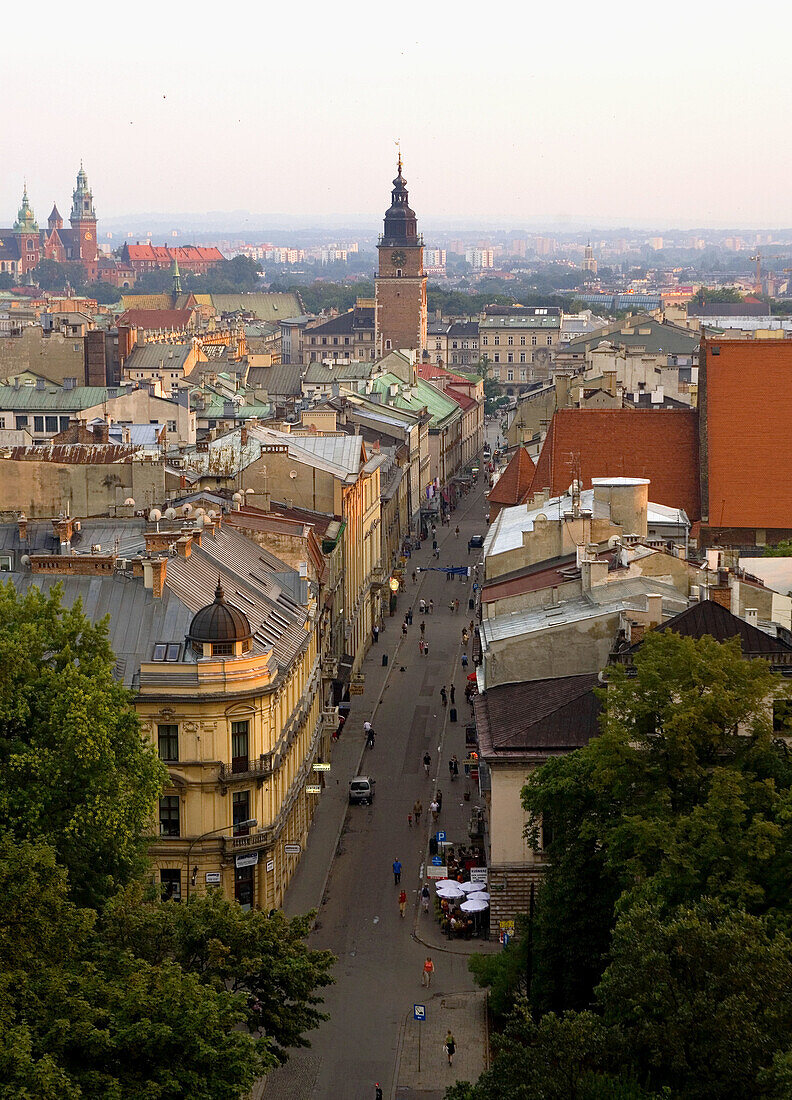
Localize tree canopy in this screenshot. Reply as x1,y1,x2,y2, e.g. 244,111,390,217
457,630,792,1099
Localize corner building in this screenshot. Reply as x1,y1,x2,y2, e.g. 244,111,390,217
375,156,427,356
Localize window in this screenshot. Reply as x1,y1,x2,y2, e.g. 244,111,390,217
520,353,526,363
507,353,513,364
160,868,181,901
546,336,552,346
452,341,458,349
520,369,527,380
507,335,514,346
167,420,176,433
531,335,537,346
158,724,179,762
233,790,251,835
462,341,468,349
0,417,5,429
482,336,488,346
212,642,233,656
520,336,526,346
159,795,180,837
59,416,70,432
232,720,249,772
333,337,338,345
493,336,500,346
493,353,500,363
385,339,392,350
45,416,58,433
507,369,514,381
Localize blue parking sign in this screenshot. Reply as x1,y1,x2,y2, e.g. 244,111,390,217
436,831,446,842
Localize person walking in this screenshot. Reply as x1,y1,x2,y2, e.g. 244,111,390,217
375,1084,383,1100
421,882,431,913
423,752,432,777
413,798,423,824
422,956,435,987
449,756,456,781
455,525,460,538
433,546,440,560
363,720,372,737
436,788,443,812
420,620,426,635
419,638,425,656
440,686,448,707
430,798,439,823
407,607,413,625
469,620,474,634
419,598,426,614
451,754,459,779
372,624,379,644
450,684,455,704
366,727,375,749
398,889,407,918
444,1031,456,1066
392,858,402,885
407,811,413,828
423,641,429,657
412,570,417,584
461,652,468,669
402,621,408,637
429,599,434,615
454,598,459,614
462,628,469,646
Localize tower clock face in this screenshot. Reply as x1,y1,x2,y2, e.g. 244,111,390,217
391,249,407,267
84,231,93,240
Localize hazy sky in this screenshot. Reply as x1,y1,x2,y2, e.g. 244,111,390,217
3,1,792,230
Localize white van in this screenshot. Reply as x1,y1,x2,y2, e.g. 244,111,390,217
349,776,375,805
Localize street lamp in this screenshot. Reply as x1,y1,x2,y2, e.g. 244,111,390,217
389,576,400,593
184,818,257,903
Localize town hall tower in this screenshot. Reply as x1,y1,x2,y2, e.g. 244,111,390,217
375,155,427,357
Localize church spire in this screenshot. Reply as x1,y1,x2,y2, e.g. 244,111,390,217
14,183,38,233
171,257,182,296
381,153,418,246
71,163,95,223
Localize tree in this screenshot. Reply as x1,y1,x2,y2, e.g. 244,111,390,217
0,834,265,1100
763,539,792,557
0,582,167,908
32,259,85,292
597,899,792,1100
521,631,792,1012
693,286,744,304
0,273,14,291
84,281,122,305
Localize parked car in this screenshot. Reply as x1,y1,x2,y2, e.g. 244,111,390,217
349,776,375,805
468,534,485,553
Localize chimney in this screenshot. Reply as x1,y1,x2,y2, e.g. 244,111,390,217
142,556,168,598
18,513,27,542
709,584,731,611
745,607,759,627
581,558,608,590
175,536,192,558
646,593,663,627
52,515,74,553
630,620,646,645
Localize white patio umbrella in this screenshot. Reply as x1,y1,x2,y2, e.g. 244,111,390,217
460,880,486,894
460,897,489,912
435,879,465,892
436,882,466,898
467,891,490,902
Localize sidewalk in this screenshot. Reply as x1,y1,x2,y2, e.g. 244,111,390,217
395,991,488,1099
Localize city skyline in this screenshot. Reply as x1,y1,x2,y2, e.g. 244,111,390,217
4,2,792,228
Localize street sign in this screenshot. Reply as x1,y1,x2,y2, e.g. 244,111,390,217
312,762,331,771
284,843,301,855
350,684,364,695
470,867,488,884
436,831,446,842
235,851,259,869
427,864,447,878
413,1004,426,1021
266,859,275,873
499,919,515,931
205,871,221,885
306,784,322,794
431,855,443,865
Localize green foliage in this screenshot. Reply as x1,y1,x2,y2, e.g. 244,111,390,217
32,259,86,292
84,281,122,304
128,255,263,296
693,285,744,304
0,582,167,908
468,915,532,1021
0,273,14,290
764,539,792,557
288,280,375,314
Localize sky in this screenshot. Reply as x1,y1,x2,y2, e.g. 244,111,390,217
3,0,792,231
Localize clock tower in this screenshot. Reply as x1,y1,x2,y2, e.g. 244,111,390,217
375,155,427,358
70,163,98,274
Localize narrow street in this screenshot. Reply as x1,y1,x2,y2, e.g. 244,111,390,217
262,422,502,1100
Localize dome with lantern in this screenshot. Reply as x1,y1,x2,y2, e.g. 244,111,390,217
187,580,253,657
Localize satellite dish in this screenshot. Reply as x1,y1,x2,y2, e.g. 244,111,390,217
124,497,135,507
181,503,193,516
164,507,176,520
608,534,622,549
232,492,243,503
149,508,162,522
195,514,205,528
207,509,218,519
20,554,31,568
289,470,298,479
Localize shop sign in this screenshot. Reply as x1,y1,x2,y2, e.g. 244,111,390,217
235,851,259,869
470,867,488,884
266,859,275,873
284,843,302,855
426,864,448,878
306,785,322,794
205,871,222,885
312,762,331,771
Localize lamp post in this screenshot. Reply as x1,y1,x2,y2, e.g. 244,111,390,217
185,818,257,903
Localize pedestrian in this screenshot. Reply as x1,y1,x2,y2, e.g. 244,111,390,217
469,620,474,634
432,538,438,552
393,858,402,885
444,1031,456,1065
448,601,455,613
412,570,417,584
440,685,448,706
373,624,379,644
433,546,440,560
407,811,413,828
461,652,468,669
423,641,429,657
454,599,459,613
455,525,460,538
451,754,459,778
430,798,439,822
366,727,375,749
407,608,413,625
363,720,372,736
462,629,469,646
398,889,407,918
436,788,443,811
450,684,455,704
375,1084,383,1100
423,752,431,777
429,599,434,615
419,638,424,656
419,598,426,614
414,798,423,824
402,621,408,636
422,956,435,987
421,882,431,913
449,757,456,780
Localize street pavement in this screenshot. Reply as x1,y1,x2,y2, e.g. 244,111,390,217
261,423,503,1100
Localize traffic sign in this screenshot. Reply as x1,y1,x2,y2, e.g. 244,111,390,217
431,855,443,865
413,1004,426,1021
436,830,446,842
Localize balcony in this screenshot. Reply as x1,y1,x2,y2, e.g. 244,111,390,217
219,755,273,784
225,825,273,854
320,707,339,728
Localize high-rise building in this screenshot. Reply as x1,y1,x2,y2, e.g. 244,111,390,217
375,155,427,356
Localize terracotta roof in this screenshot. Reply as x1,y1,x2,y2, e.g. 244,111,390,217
116,308,194,330
445,385,476,411
475,673,601,757
700,337,792,530
417,362,469,385
532,408,700,521
488,446,536,507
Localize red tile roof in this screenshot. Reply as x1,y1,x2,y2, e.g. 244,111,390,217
487,446,536,507
445,385,476,411
701,337,792,529
532,408,700,520
116,308,194,330
417,362,469,385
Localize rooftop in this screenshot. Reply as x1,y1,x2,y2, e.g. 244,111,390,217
475,673,601,758
487,447,536,508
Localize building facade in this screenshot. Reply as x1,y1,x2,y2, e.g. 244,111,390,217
375,157,427,357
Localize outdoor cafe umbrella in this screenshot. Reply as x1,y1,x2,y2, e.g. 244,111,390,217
459,880,486,894
436,881,466,898
467,891,490,902
460,897,489,913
